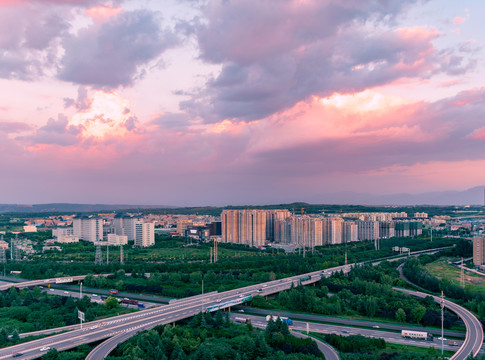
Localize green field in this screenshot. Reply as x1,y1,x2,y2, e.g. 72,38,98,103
425,259,485,294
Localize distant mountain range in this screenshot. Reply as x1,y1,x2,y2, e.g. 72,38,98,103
1,186,484,213
0,203,176,214
316,186,485,206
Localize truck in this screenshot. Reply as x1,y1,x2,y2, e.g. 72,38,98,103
137,303,145,308
401,330,434,341
121,298,138,305
235,317,251,324
299,275,311,282
101,295,108,300
266,315,293,325
109,289,118,294
448,339,458,346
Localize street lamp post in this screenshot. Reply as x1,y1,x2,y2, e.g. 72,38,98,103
80,282,83,299
441,291,444,355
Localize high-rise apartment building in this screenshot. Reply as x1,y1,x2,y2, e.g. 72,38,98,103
357,220,379,241
266,209,292,242
379,221,395,239
473,236,485,267
342,221,358,242
73,217,103,242
274,219,291,244
135,222,155,247
323,217,343,244
221,210,267,247
113,215,143,241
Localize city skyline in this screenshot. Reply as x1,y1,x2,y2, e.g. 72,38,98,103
1,1,485,206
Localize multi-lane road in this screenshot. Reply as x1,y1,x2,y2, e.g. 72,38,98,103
238,314,461,352
396,288,483,359
0,246,481,359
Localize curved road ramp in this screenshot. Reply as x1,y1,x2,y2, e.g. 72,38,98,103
396,288,483,360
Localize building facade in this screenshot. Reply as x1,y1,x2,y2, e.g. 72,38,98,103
473,236,485,267
73,217,103,242
134,222,155,247
221,209,267,247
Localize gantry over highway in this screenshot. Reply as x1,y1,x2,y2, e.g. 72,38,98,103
0,246,481,360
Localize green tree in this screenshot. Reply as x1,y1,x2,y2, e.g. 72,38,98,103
41,348,60,360
105,296,119,309
395,308,406,323
411,305,427,323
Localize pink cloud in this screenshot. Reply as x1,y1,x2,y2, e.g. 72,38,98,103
85,4,122,23
468,126,485,139
454,17,466,24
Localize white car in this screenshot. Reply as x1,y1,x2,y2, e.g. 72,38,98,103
40,346,50,352
438,337,448,341
64,291,69,294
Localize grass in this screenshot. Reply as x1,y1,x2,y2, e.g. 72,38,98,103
425,258,485,294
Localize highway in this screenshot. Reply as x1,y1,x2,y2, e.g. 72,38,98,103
0,274,324,360
0,245,466,359
395,288,483,359
0,274,110,292
397,263,483,359
238,314,461,352
237,307,466,339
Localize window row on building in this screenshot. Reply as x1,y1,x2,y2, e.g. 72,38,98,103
221,210,423,248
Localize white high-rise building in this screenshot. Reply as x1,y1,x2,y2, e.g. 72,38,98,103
134,222,155,247
113,215,143,241
73,217,103,242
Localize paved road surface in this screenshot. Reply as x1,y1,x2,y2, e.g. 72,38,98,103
236,306,466,338
397,263,483,359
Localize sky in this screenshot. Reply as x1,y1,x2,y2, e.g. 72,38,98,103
0,0,484,206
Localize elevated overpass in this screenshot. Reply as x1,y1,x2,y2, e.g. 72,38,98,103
0,246,480,360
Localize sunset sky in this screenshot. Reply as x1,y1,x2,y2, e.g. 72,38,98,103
0,0,484,206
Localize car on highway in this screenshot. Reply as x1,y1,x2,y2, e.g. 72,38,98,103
40,346,50,352
92,294,98,297
49,289,54,291
372,325,380,328
12,353,23,357
342,330,349,334
437,337,448,341
64,291,69,294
